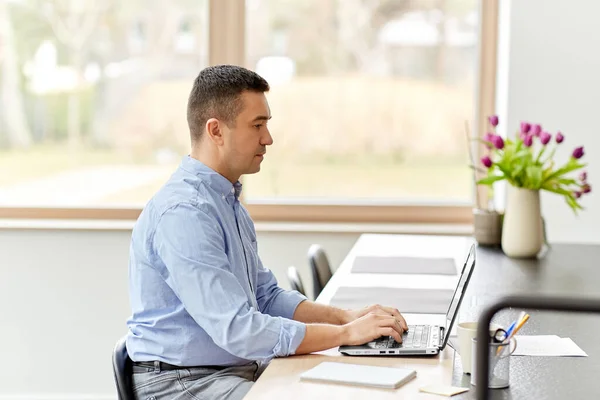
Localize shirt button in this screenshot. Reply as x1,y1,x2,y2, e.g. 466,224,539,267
231,188,235,194
221,195,225,199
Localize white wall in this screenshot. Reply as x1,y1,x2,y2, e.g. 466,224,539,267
0,228,358,399
498,0,600,243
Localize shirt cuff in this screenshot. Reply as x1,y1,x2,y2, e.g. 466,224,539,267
268,289,308,320
273,318,307,357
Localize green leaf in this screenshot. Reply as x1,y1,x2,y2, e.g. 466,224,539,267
514,149,532,159
557,178,577,186
542,161,587,183
542,147,557,165
477,175,506,185
526,166,543,189
536,147,547,163
541,182,573,196
565,195,583,214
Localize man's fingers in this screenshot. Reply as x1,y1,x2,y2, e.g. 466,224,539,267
380,327,402,343
397,313,408,331
379,306,409,330
379,315,405,336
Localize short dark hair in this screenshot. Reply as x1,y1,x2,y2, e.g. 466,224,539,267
187,65,270,143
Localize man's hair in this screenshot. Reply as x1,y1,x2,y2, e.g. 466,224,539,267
187,65,270,143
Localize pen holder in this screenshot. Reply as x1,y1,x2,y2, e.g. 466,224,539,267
470,337,517,389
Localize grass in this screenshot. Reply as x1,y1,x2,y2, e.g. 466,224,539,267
0,146,471,204
0,144,133,186
1,76,475,205
245,157,471,202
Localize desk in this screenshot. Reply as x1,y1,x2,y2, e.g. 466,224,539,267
245,234,600,399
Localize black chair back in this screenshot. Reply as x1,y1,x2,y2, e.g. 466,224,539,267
308,244,333,299
112,336,135,400
287,266,306,297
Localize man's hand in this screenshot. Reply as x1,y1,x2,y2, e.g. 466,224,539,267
341,312,406,345
342,304,408,331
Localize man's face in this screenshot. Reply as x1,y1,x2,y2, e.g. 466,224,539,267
222,91,273,178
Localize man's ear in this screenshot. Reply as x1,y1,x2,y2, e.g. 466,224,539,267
205,118,225,145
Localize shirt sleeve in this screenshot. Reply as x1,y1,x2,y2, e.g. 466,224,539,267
153,203,306,361
256,257,307,319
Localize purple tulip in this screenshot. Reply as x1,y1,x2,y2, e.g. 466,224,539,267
481,156,493,168
572,146,585,159
539,131,552,145
574,191,582,199
488,115,499,127
556,132,564,143
523,134,533,147
580,171,587,182
521,122,531,134
519,132,528,141
583,184,592,194
531,124,542,137
483,132,495,148
491,135,504,149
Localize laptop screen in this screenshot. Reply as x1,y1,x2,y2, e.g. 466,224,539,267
441,244,476,349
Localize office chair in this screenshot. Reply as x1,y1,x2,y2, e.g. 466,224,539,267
112,335,135,400
287,266,306,297
308,244,333,299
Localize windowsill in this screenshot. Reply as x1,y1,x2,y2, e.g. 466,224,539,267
0,218,473,235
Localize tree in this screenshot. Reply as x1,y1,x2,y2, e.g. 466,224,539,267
0,0,33,148
336,0,411,75
34,0,113,148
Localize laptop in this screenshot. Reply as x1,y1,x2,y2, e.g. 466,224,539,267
339,243,475,356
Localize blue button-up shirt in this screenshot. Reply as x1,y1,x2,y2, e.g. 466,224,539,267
126,156,307,366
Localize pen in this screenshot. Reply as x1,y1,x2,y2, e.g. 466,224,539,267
495,311,524,355
508,313,530,339
503,320,517,341
497,313,530,356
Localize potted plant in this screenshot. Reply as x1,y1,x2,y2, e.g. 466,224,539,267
475,115,591,258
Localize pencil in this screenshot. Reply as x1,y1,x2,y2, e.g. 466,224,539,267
508,314,530,339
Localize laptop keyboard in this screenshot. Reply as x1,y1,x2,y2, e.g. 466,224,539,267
373,325,430,349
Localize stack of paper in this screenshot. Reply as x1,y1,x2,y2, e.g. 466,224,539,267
513,335,588,357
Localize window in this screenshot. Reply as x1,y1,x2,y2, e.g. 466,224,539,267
244,0,480,204
0,0,496,223
0,0,209,207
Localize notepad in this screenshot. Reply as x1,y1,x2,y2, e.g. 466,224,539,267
419,385,469,396
513,335,588,357
300,362,416,389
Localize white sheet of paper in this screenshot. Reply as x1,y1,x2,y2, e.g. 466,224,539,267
513,335,588,357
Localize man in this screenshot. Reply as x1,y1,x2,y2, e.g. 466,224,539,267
126,65,408,400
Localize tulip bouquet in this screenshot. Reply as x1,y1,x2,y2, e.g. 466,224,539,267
476,115,591,213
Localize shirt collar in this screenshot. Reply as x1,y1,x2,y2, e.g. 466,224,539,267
180,155,243,200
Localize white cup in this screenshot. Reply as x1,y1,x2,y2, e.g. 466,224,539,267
457,321,502,374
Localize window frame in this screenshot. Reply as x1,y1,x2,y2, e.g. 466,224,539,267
1,0,498,224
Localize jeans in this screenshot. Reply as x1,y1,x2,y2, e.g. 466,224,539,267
132,361,266,400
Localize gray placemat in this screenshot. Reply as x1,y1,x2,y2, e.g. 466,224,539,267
351,256,457,275
329,286,454,314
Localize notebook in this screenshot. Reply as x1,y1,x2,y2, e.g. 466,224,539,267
299,362,416,389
